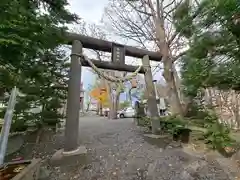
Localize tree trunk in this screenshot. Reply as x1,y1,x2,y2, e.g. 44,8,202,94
102,72,114,119
151,6,184,116
164,71,183,116
142,55,160,134
162,47,183,116
86,101,90,112
111,92,120,119
233,90,240,128
204,88,213,107
96,102,100,115
173,63,193,116
109,72,126,119
172,66,183,103
99,101,103,116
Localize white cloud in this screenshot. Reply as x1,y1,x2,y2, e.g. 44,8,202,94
67,0,108,23
66,0,165,92
67,0,108,89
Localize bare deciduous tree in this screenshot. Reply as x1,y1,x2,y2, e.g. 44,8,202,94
205,88,240,129
102,0,196,115
71,22,126,118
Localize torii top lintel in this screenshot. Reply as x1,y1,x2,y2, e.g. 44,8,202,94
65,32,162,62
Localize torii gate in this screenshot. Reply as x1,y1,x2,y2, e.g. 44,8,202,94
51,32,162,164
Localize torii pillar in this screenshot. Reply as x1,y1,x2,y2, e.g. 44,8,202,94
51,40,87,166
142,55,160,134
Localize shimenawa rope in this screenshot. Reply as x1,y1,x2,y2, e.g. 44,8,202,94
71,53,142,83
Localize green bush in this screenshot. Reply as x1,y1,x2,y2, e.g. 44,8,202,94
138,115,186,131
138,117,151,127
184,102,209,119
163,115,185,124
138,111,237,152
160,115,186,134
10,119,28,132
42,118,59,126
203,112,235,150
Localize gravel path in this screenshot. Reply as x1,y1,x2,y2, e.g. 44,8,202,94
42,116,235,180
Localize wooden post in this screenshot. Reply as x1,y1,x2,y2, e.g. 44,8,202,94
142,55,160,134
64,40,82,152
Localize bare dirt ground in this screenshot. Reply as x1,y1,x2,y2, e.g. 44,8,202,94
51,116,239,180
7,115,239,179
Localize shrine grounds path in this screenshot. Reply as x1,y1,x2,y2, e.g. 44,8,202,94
43,115,239,180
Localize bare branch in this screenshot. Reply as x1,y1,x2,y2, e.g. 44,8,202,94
172,51,187,62
163,0,175,11
126,1,153,16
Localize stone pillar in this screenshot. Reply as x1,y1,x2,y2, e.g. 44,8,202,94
142,55,160,134
64,40,82,152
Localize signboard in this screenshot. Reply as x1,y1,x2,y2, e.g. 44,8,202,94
111,43,125,64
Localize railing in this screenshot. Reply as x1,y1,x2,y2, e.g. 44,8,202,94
0,87,18,165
